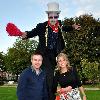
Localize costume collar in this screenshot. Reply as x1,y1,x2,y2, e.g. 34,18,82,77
48,20,59,33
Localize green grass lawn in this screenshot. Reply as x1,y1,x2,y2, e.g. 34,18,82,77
0,86,17,100
86,90,100,100
0,86,100,100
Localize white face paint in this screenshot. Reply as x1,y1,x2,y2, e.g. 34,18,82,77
48,12,59,25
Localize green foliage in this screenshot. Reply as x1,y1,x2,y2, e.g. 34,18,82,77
63,15,100,65
80,59,99,83
4,38,38,79
0,52,6,71
62,14,100,83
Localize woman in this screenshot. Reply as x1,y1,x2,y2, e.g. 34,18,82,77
53,53,86,100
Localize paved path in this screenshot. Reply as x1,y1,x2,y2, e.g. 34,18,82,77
85,88,100,90
0,85,100,90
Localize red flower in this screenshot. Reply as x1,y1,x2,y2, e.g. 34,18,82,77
56,95,60,100
6,23,22,36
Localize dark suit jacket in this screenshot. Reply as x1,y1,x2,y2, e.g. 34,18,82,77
17,67,48,100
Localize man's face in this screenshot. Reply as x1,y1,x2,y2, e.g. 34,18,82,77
48,12,59,25
31,55,43,70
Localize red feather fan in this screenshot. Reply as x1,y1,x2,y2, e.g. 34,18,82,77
6,23,22,36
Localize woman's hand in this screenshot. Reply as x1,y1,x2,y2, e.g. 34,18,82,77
83,95,86,100
57,86,72,94
65,86,72,92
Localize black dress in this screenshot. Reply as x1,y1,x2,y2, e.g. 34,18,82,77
53,67,82,100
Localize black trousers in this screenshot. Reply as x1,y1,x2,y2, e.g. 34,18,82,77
42,50,57,100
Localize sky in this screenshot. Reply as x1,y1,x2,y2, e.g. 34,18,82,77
0,0,100,53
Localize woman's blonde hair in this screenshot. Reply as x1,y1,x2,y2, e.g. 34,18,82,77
56,53,72,72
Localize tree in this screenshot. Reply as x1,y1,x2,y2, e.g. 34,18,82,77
62,14,100,82
5,38,38,80
80,59,99,84
0,52,6,71
0,52,6,85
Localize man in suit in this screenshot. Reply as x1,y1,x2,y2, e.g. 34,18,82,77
21,2,81,100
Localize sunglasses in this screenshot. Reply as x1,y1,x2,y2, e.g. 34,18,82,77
48,16,58,19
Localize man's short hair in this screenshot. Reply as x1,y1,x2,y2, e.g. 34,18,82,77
31,52,43,60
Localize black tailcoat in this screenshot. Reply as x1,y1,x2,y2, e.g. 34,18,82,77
25,20,73,100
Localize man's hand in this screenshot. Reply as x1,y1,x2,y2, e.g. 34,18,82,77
72,23,81,30
21,32,27,39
